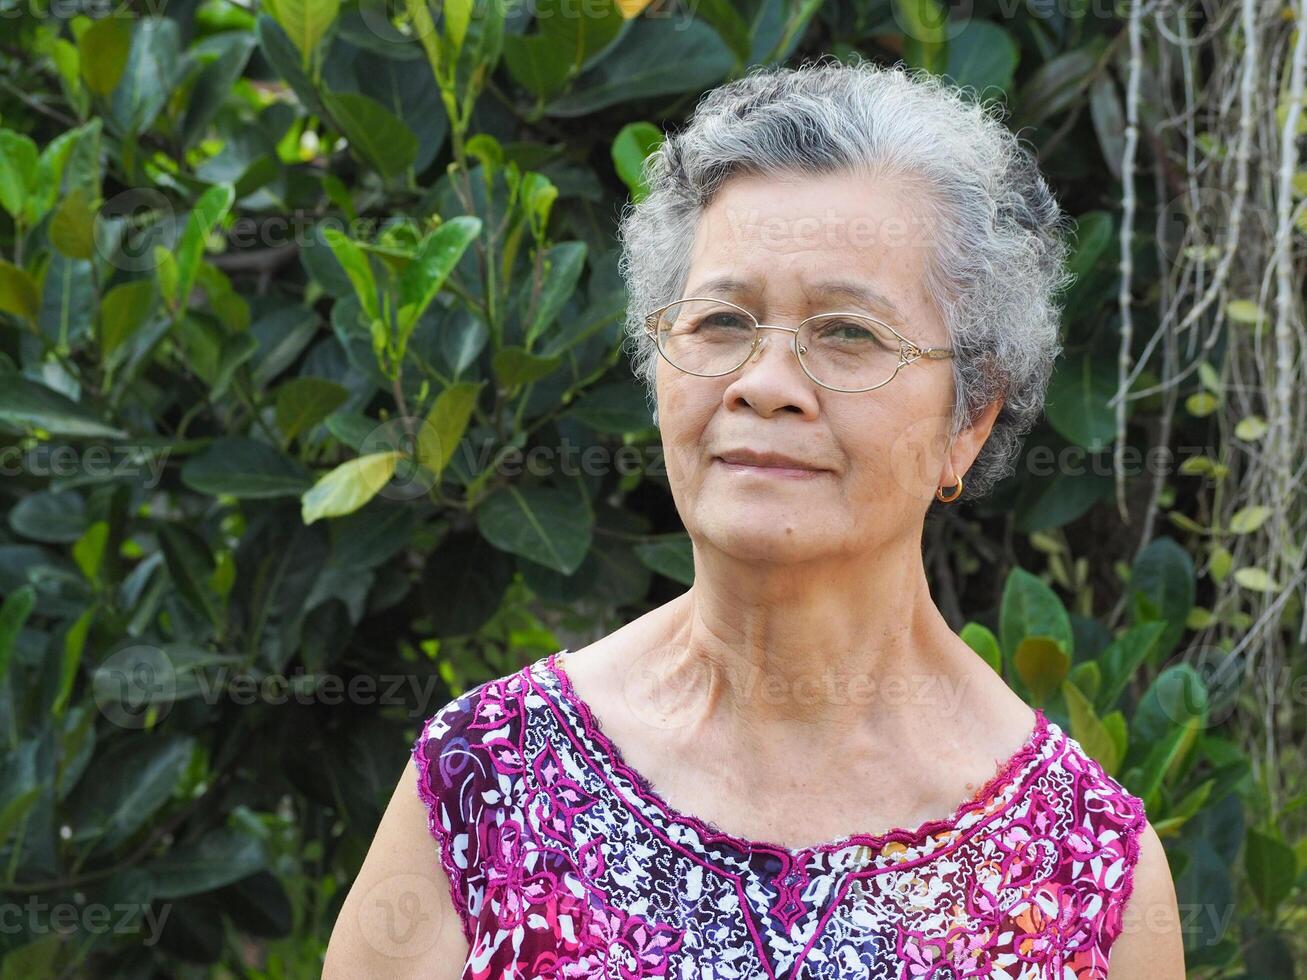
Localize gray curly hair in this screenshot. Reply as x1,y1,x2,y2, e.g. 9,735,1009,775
615,55,1075,502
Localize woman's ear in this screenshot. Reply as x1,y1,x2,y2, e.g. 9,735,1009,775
942,396,1005,485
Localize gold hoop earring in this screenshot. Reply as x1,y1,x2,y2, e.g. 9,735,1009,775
936,475,963,503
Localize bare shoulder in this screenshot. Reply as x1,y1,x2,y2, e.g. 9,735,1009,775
1107,820,1186,979
323,758,469,980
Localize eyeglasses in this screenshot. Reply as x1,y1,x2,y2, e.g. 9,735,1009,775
643,297,954,393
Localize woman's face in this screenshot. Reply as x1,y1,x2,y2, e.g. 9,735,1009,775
656,169,986,564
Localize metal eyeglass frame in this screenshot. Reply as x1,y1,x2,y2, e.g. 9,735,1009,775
643,296,955,393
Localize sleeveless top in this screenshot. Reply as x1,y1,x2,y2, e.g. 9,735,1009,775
411,649,1148,980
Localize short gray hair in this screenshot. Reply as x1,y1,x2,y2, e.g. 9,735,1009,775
615,56,1075,502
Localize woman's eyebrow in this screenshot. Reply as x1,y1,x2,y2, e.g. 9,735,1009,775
683,275,907,322
807,280,907,321
685,275,759,297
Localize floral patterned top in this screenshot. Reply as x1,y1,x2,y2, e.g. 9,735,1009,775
411,649,1148,980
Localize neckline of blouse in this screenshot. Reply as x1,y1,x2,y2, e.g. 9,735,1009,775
540,648,1055,868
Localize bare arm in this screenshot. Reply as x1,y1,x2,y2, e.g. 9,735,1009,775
323,758,470,980
1107,820,1186,979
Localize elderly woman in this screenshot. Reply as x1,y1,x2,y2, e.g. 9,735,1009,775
326,59,1184,979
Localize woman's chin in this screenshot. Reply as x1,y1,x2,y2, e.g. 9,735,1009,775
692,514,835,562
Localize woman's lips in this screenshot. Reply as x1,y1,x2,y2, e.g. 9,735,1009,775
713,458,827,479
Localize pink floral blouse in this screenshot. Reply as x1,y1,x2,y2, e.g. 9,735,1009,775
412,649,1148,979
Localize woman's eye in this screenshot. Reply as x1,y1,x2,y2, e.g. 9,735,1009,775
702,314,749,329
817,320,893,348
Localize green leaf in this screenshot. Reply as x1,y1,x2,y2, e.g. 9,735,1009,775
268,0,341,68
38,254,95,352
174,184,236,316
211,331,258,400
895,0,947,74
320,226,381,323
502,0,624,99
1233,566,1279,592
1062,679,1121,774
1089,73,1126,181
53,604,95,717
1186,391,1219,417
633,533,694,586
1103,710,1128,767
1161,778,1213,830
98,278,156,355
944,19,1018,95
1229,506,1271,534
960,622,1002,675
1057,210,1115,317
475,483,594,574
157,524,223,627
568,381,652,434
1129,537,1195,663
493,346,562,387
396,216,482,333
417,381,483,479
321,91,417,180
1095,620,1168,712
1013,636,1070,705
144,827,268,900
10,491,87,543
49,185,97,259
0,787,41,849
0,131,37,223
1013,44,1103,129
1225,299,1265,325
1245,828,1296,914
0,373,127,438
108,17,182,135
77,15,133,97
72,520,109,583
181,33,257,150
180,437,313,498
0,259,39,322
1134,721,1200,810
999,567,1074,662
255,15,323,115
0,938,60,980
1135,664,1208,745
690,0,750,65
611,122,663,202
444,0,474,52
543,17,733,117
69,734,195,850
1235,415,1268,440
301,451,405,524
1045,352,1119,451
1067,660,1101,702
0,585,36,687
274,377,349,444
522,241,587,348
